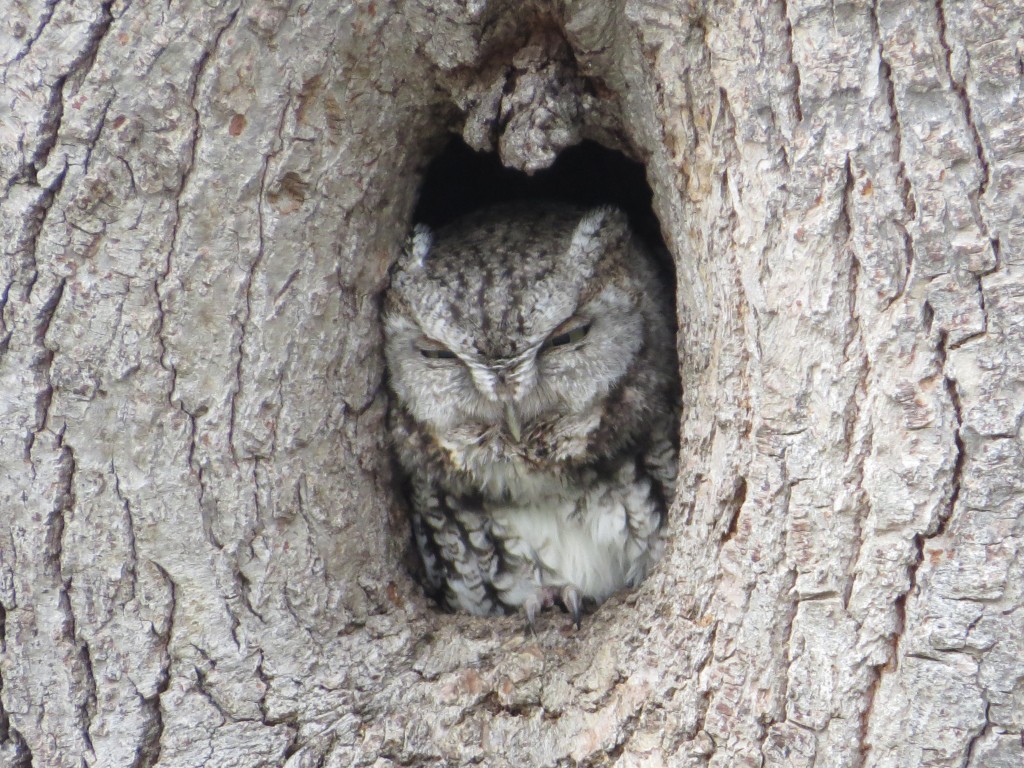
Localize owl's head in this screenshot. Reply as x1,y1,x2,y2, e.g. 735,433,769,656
384,203,668,466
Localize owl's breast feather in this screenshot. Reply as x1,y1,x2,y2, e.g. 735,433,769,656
488,483,651,603
438,413,603,499
445,438,570,499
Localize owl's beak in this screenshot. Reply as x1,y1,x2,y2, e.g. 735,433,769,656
504,402,522,442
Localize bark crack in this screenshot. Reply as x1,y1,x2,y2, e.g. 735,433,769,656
935,371,964,540
778,0,803,124
720,476,746,542
136,563,175,768
0,588,29,765
869,1,916,309
206,9,259,466
54,430,99,759
880,333,964,717
959,701,990,768
192,651,233,724
154,7,240,516
26,278,66,465
110,462,139,603
230,87,291,462
934,0,990,201
0,280,12,354
839,154,873,614
3,75,64,204
3,0,114,202
78,96,115,178
6,0,59,65
766,566,800,730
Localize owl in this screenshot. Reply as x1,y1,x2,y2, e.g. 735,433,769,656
384,202,679,628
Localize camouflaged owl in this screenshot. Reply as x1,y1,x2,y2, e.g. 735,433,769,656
384,202,678,628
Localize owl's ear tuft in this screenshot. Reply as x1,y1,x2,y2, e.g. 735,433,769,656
402,224,433,270
569,206,629,265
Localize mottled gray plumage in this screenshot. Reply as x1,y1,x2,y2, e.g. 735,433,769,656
384,202,678,626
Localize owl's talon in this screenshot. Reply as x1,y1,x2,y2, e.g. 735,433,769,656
523,587,561,634
562,585,583,629
524,592,542,635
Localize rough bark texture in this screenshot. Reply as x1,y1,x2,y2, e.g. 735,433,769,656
1,1,1021,766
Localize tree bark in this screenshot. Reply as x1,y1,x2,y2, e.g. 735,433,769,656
1,1,1021,766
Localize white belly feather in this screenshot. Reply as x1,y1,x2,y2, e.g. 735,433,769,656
487,472,662,605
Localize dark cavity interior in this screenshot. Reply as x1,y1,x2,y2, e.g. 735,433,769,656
414,138,669,269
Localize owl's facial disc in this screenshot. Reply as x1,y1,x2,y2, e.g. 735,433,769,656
402,306,607,442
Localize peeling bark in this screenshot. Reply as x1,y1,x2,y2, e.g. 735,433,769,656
1,1,1022,766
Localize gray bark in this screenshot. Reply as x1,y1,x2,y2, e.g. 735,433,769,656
1,1,1021,766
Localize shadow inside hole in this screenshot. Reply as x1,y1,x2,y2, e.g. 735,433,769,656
414,137,667,265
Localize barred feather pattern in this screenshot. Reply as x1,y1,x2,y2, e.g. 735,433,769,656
385,203,679,623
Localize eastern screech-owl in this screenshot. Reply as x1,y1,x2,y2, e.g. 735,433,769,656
384,202,678,627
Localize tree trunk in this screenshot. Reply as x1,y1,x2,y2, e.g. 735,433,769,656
1,0,1021,766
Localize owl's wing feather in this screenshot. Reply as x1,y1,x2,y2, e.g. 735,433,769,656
641,421,678,503
408,479,447,593
410,479,508,616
